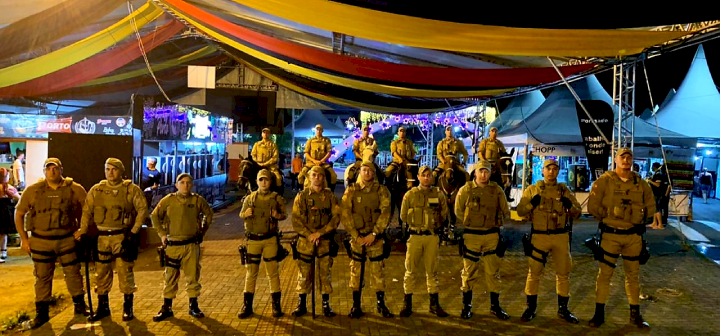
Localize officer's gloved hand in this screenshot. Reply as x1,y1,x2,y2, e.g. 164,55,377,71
530,194,542,208
560,197,573,210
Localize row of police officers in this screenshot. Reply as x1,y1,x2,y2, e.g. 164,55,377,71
239,147,653,328
14,158,214,328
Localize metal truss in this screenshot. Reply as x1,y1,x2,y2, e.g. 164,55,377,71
612,61,637,154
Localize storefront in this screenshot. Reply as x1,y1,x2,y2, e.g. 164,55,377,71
141,105,231,209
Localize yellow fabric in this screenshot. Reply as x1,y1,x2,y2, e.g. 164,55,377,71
81,46,217,86
0,3,163,88
230,0,689,57
161,1,513,99
596,233,642,305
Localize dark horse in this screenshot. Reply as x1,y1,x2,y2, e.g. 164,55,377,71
237,157,285,196
385,159,419,241
436,155,470,244
470,148,516,202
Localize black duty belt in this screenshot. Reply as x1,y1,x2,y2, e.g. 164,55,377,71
30,232,74,240
408,229,436,236
300,231,335,240
167,237,200,246
246,231,278,241
464,227,500,235
97,228,127,236
531,228,568,235
600,223,645,235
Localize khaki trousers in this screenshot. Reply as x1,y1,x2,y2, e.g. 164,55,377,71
524,233,571,296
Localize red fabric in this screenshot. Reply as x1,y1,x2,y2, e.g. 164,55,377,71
0,20,185,98
49,56,226,99
165,0,595,88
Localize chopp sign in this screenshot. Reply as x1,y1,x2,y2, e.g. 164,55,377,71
535,145,557,154
37,117,72,133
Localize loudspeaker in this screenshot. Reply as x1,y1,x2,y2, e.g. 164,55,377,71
131,94,153,129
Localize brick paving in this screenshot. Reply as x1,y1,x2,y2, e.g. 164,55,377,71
7,189,720,335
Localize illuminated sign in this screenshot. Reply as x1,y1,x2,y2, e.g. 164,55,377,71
191,114,212,139
37,117,72,133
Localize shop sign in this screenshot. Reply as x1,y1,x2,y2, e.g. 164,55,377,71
37,117,72,133
575,100,614,179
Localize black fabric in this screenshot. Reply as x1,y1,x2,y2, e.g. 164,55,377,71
31,232,73,240
141,167,163,190
651,171,670,198
464,227,499,235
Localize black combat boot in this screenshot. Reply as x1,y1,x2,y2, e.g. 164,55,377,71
271,292,284,318
31,301,50,329
557,295,579,324
293,294,307,317
521,295,537,322
376,291,394,318
399,293,413,317
589,303,605,327
460,291,472,319
429,293,448,317
490,292,510,320
153,298,174,322
122,294,134,321
189,298,204,318
348,291,364,318
322,294,335,317
89,295,111,322
238,292,254,319
72,295,90,316
630,305,650,328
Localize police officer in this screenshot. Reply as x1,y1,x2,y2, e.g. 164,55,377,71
433,126,469,180
251,128,283,188
238,169,287,318
291,166,340,317
385,126,416,186
516,159,581,324
477,127,506,171
78,158,148,322
299,124,337,187
15,158,90,328
348,125,379,182
454,160,510,320
587,148,654,328
151,173,214,322
342,161,393,318
398,166,449,318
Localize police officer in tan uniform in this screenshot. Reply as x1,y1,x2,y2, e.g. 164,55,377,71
398,166,449,318
299,124,337,187
454,160,510,320
151,173,213,322
433,126,469,180
385,126,416,189
516,159,581,324
238,169,287,318
291,166,340,317
477,127,506,172
587,148,654,328
78,158,148,322
348,125,379,182
15,158,90,328
342,161,393,318
251,128,283,187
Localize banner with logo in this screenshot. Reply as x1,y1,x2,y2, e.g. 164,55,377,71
575,100,615,180
0,114,132,139
71,115,133,136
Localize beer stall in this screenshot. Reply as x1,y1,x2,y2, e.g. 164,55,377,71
140,104,231,209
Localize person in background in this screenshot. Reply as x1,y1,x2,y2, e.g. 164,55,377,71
291,153,303,191
647,163,670,230
632,163,640,174
0,168,20,264
142,158,163,191
12,151,25,191
699,168,714,204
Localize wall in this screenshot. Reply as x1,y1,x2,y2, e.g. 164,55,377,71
25,140,48,185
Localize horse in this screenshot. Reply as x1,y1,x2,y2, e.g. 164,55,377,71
237,157,285,196
435,155,470,244
385,159,419,241
469,148,516,202
344,147,384,188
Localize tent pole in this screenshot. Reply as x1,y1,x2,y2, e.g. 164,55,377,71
522,138,530,193
291,108,296,160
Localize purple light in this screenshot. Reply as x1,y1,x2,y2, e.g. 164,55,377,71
394,116,400,122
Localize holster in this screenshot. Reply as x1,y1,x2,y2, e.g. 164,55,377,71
458,236,465,256
120,233,140,262
275,234,289,262
77,236,96,263
381,236,391,260
496,235,509,258
157,246,166,268
521,233,533,256
290,236,299,260
329,233,340,257
639,239,650,265
585,236,603,261
238,244,248,265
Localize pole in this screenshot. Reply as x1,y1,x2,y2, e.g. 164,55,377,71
291,109,296,160
311,242,316,318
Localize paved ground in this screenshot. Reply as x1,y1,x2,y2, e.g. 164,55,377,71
3,189,720,335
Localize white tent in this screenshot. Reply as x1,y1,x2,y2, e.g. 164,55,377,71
487,90,545,134
653,45,720,138
498,75,696,148
639,88,675,120
284,109,346,138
